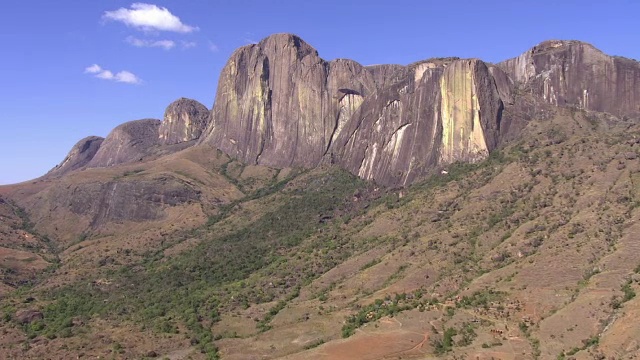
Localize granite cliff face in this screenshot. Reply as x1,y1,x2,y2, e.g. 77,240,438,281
44,35,640,187
201,34,511,186
332,58,508,186
499,40,640,117
200,34,377,168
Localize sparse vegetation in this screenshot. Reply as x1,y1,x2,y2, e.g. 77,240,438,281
360,258,382,270
342,291,429,338
432,327,457,354
622,280,636,302
5,112,640,359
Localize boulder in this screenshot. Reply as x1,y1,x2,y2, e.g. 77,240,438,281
15,309,43,324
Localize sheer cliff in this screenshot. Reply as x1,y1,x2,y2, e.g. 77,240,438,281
200,34,512,186
499,40,640,117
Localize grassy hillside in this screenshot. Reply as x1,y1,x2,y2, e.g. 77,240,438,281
2,108,640,359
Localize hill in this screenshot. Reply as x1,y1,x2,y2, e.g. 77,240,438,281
1,35,640,359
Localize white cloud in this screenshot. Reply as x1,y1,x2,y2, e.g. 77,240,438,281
126,36,175,50
103,3,198,33
96,70,114,80
181,41,197,49
84,64,141,85
84,64,103,74
209,42,219,53
114,71,141,84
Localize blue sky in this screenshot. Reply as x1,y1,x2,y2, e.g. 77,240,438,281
1,0,638,184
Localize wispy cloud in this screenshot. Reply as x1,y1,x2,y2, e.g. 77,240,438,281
126,36,175,50
103,3,198,33
209,42,219,53
84,64,142,84
85,64,103,74
181,41,197,49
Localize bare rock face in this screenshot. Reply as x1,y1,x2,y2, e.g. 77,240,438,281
159,98,210,145
202,34,511,186
64,178,201,228
201,34,327,167
200,34,376,168
332,58,508,186
47,136,104,177
499,40,640,117
88,119,161,168
438,59,503,164
366,64,409,90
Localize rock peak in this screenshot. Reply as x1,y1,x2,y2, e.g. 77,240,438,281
160,98,210,145
499,39,640,117
46,136,104,177
257,33,318,59
530,39,599,54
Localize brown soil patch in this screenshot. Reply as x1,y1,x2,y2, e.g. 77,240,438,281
282,316,429,360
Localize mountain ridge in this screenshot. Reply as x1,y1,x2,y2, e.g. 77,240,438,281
36,34,640,187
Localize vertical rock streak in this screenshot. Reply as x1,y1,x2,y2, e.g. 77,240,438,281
438,61,490,165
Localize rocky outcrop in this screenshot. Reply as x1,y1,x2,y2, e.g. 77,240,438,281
201,34,511,186
366,64,408,90
202,34,335,167
159,98,210,145
438,59,503,164
332,58,508,186
200,34,382,168
51,99,209,174
47,136,104,177
87,119,161,168
66,178,201,228
499,40,640,117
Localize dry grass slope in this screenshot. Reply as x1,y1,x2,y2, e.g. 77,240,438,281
1,109,640,359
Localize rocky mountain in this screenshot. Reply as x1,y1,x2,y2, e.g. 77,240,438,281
46,98,211,178
199,34,512,185
195,34,640,186
46,34,640,187
8,33,639,245
2,34,640,360
87,118,162,168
